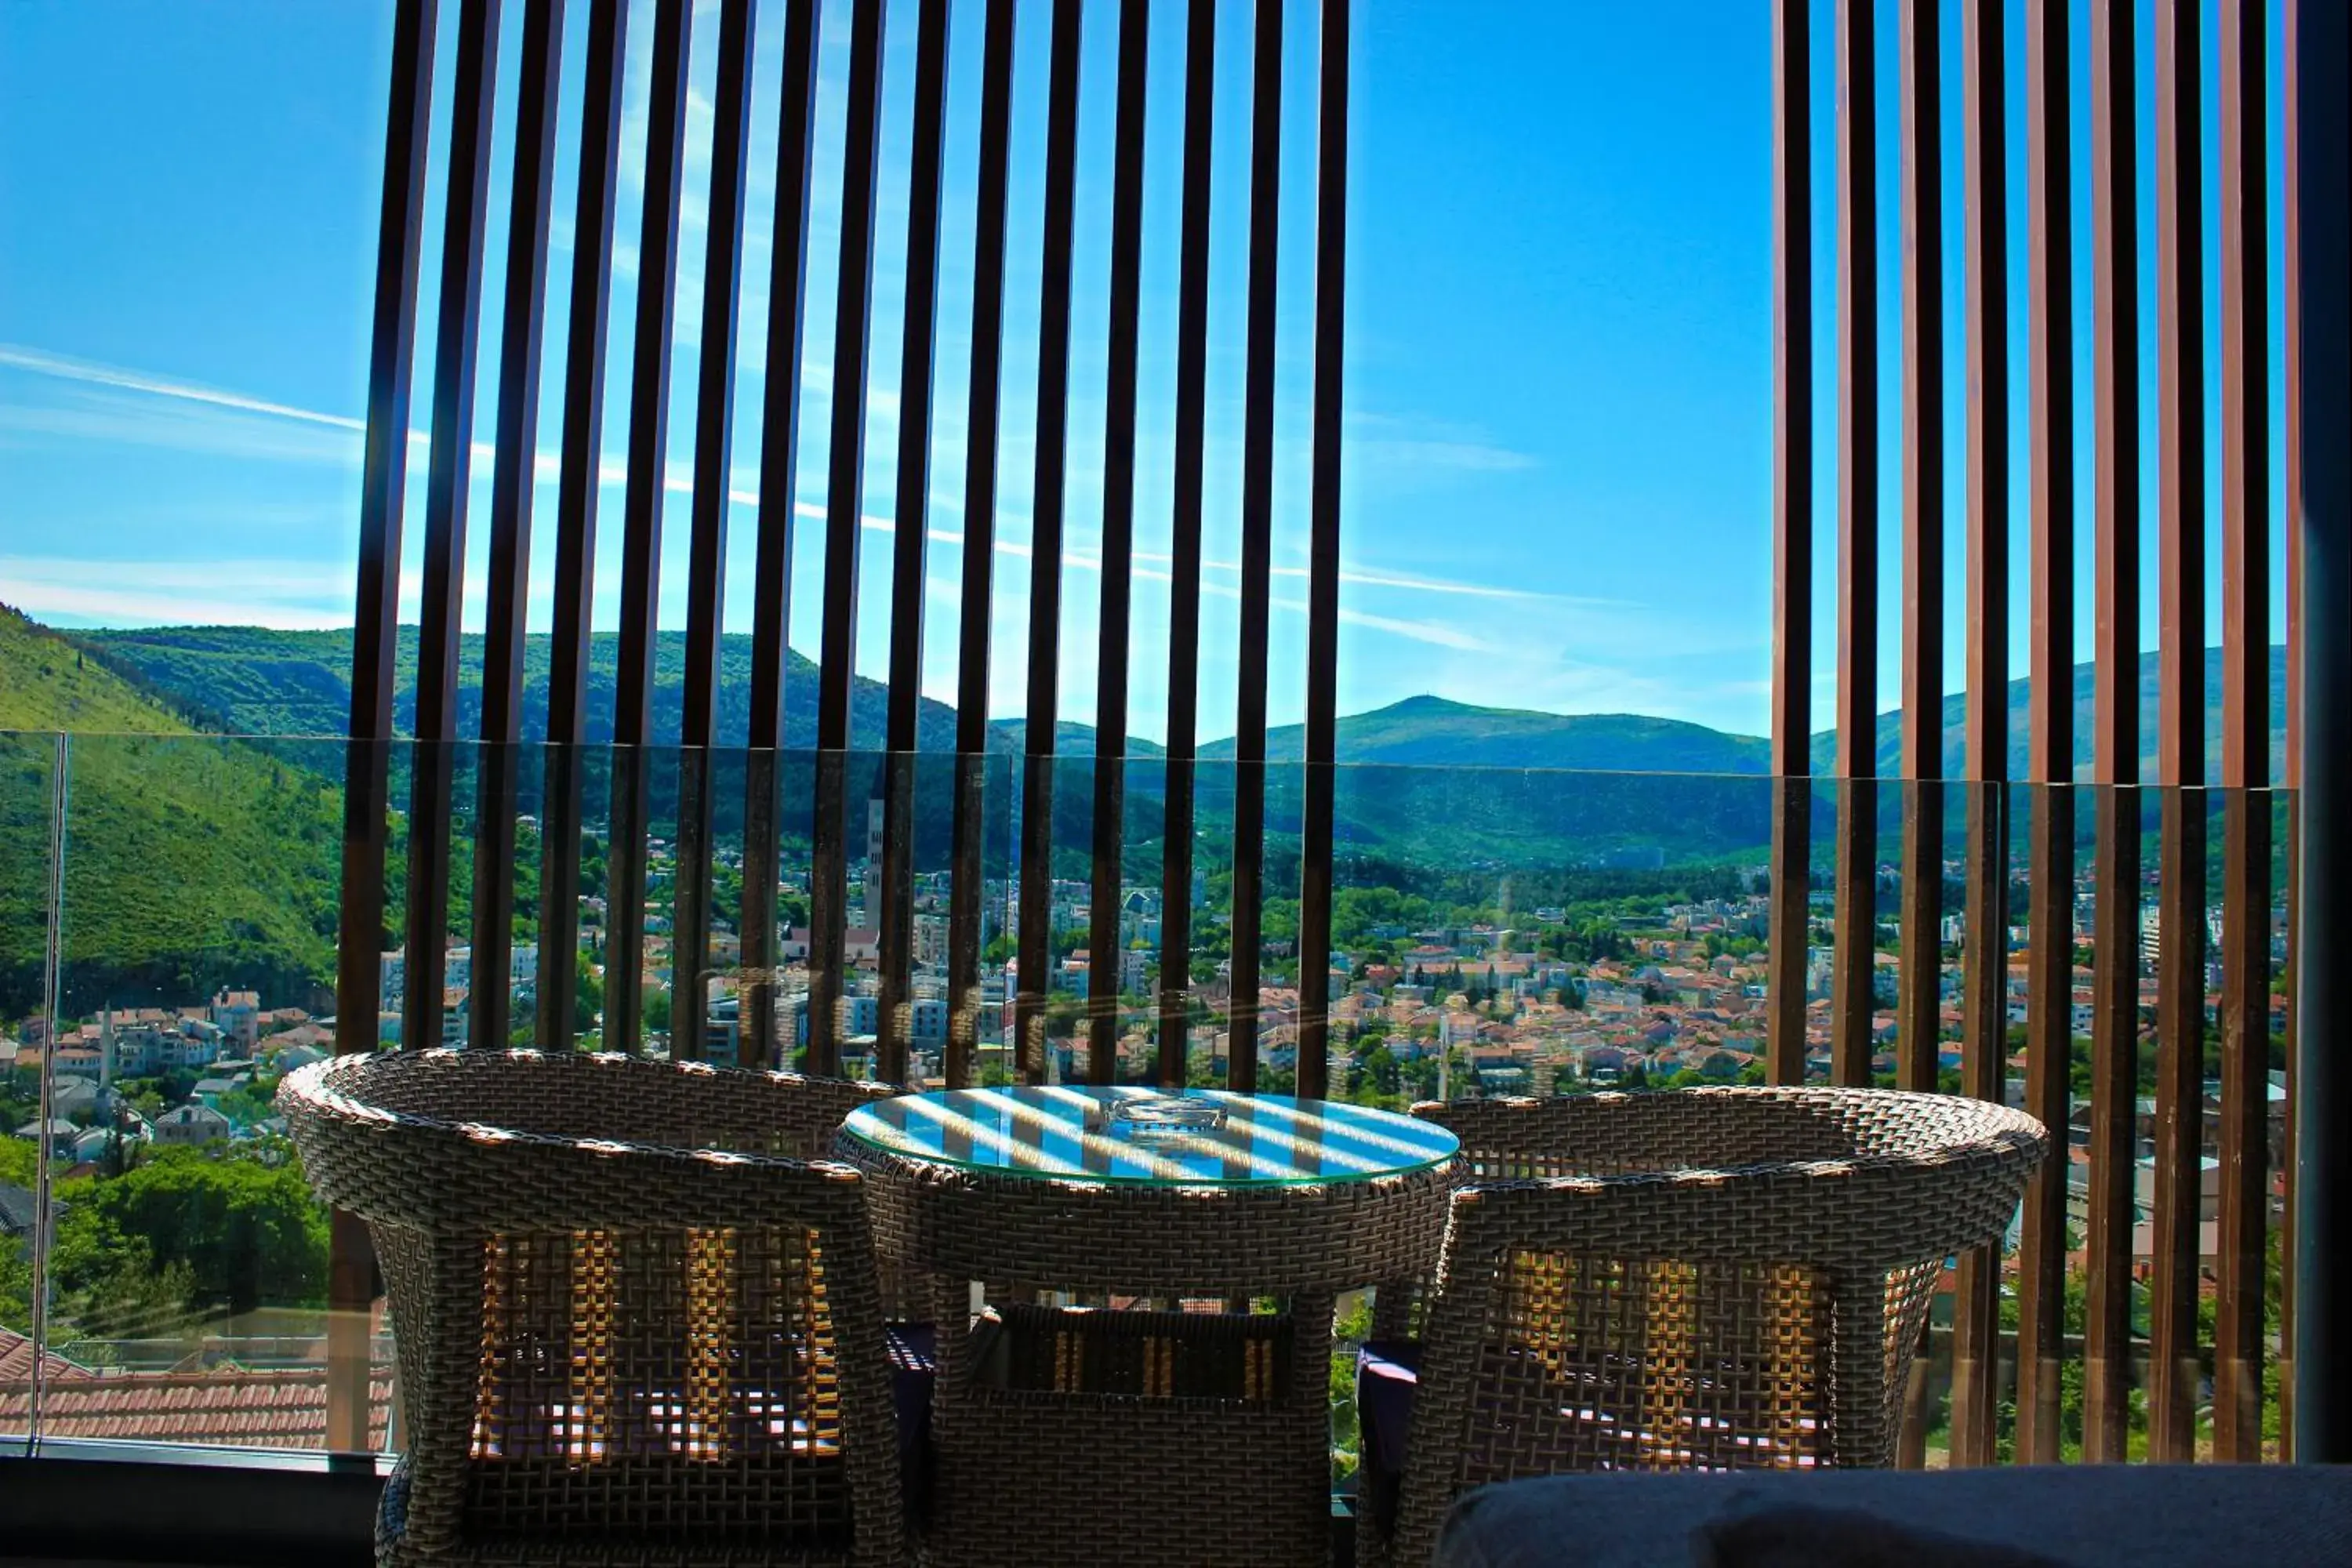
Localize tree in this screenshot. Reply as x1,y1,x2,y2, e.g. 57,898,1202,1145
0,1071,37,1134
48,1214,197,1341
573,950,604,1039
55,1145,327,1319
507,818,543,940
0,1231,31,1336
116,1076,169,1121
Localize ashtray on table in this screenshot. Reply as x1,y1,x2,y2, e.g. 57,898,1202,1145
1112,1096,1225,1138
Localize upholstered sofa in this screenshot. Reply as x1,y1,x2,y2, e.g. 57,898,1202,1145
1432,1464,2352,1567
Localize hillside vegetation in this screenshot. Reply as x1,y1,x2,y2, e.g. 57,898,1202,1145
78,626,1793,867
0,607,341,1017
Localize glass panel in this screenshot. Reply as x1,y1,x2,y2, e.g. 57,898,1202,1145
1,735,2294,1470
1,728,61,1442
37,733,390,1454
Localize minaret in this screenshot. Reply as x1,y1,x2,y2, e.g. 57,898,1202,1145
100,1001,114,1094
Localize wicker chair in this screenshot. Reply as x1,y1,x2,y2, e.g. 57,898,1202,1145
1355,1087,2047,1568
281,1049,911,1568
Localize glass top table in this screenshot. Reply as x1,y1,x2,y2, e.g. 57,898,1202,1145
837,1085,1459,1187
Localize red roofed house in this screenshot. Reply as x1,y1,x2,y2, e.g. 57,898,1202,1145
0,1327,393,1450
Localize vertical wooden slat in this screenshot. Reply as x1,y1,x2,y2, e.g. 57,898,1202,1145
1899,0,1941,1377
1158,0,1217,1094
2213,0,2271,1465
741,0,822,1069
2280,0,2306,1459
946,0,1018,1090
1767,0,1813,1090
604,0,695,1057
1228,0,1285,1095
877,0,953,1087
2292,0,2352,1463
1087,0,1151,1087
1294,0,1349,1106
808,0,891,1076
1900,50,1944,1385
332,0,437,1457
2084,0,2142,1465
2147,0,2207,1464
538,0,629,1053
2013,0,2076,1467
1012,0,1085,1086
472,0,565,1055
1950,0,2009,1470
1831,0,1879,1091
671,0,760,1066
1896,0,1944,1102
405,0,503,1055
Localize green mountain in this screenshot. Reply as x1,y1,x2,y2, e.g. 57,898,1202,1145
77,624,966,750
1207,696,1769,774
78,621,2291,785
46,625,1797,915
1808,646,2292,785
0,607,343,1018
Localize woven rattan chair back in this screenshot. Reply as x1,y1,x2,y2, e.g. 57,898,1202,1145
281,1049,908,1568
1369,1087,2045,1568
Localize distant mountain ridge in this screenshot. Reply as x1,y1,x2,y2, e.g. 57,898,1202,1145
0,610,2296,1015
1806,645,2292,786
71,622,2290,782
1207,696,1771,775
71,624,963,751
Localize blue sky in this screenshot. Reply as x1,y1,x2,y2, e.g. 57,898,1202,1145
0,0,2291,745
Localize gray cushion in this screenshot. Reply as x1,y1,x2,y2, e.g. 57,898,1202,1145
1434,1465,2352,1568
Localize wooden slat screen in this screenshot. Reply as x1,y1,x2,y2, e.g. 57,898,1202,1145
1769,0,2302,1466
333,0,2331,1468
341,0,1353,1128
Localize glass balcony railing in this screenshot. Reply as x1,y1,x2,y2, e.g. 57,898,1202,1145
0,730,2296,1470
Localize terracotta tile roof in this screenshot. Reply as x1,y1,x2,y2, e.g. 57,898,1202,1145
0,1328,393,1450
0,1327,85,1385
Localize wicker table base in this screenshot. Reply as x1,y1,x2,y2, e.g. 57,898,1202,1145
834,1115,1457,1568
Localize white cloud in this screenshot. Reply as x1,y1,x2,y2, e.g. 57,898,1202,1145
0,344,366,431
1355,437,1541,474
0,555,356,630
2,343,1576,666
1323,604,1502,654
0,398,360,466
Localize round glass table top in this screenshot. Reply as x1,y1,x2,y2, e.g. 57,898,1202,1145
838,1086,1460,1187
